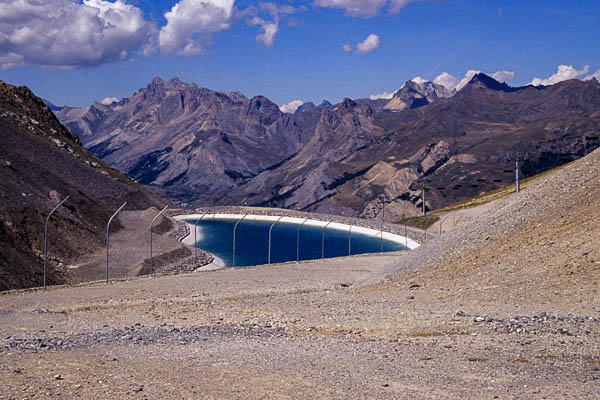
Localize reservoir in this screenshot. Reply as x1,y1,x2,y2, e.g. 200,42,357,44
186,217,411,267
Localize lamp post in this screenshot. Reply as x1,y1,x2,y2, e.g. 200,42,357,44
106,202,127,284
194,213,207,264
268,216,283,265
296,218,308,263
43,195,70,290
348,224,354,256
149,205,169,276
232,214,247,267
378,195,390,254
322,221,332,259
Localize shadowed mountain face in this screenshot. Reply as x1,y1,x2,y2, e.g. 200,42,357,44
56,74,600,219
0,81,165,291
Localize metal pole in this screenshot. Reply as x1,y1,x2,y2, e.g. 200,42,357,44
194,213,207,263
379,198,386,254
296,218,308,263
380,219,385,254
515,159,520,193
149,205,168,276
348,224,354,256
43,195,70,290
422,183,426,216
106,202,127,284
268,216,283,265
232,214,248,267
322,221,332,259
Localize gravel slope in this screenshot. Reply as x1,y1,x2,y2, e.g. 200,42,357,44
1,149,599,399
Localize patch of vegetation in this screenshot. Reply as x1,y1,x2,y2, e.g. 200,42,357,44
392,215,440,230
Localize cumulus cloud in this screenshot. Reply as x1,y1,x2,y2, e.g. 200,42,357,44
0,0,156,70
433,72,461,91
369,91,395,100
314,0,423,17
159,0,235,55
530,65,590,86
100,97,118,105
342,44,352,53
585,69,600,81
247,3,299,48
411,76,429,84
279,100,304,113
355,34,380,54
491,70,515,83
434,69,515,91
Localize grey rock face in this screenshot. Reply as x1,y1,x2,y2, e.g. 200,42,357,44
384,80,453,111
56,77,320,203
56,75,600,219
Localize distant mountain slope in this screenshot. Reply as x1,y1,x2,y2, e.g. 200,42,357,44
0,81,165,291
55,75,600,218
56,77,321,204
222,74,600,217
383,80,453,111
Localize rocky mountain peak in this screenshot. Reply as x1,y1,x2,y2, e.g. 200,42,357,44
464,73,514,92
384,79,452,111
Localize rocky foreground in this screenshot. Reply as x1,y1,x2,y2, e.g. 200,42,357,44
1,150,599,399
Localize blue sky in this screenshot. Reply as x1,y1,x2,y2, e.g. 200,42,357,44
1,0,599,109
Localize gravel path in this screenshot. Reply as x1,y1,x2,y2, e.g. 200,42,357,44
1,150,599,399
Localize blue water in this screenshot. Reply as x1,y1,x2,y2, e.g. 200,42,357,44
191,219,406,267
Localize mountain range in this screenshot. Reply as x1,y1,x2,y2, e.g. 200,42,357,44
55,74,600,219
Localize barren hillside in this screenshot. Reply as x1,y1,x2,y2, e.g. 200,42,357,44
0,149,598,399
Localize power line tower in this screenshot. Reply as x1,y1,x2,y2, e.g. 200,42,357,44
505,152,529,193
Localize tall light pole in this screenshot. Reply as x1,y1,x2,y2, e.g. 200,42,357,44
232,214,247,267
194,213,207,264
322,221,332,259
149,205,169,276
296,218,308,263
506,152,529,193
378,195,389,254
43,195,70,290
268,216,283,265
422,182,427,216
106,202,127,284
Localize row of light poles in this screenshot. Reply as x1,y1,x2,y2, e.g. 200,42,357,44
43,197,169,290
229,215,367,267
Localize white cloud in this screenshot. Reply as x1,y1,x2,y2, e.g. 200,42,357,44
491,70,515,83
388,0,417,14
355,34,380,54
101,97,118,105
251,17,278,47
0,0,156,70
433,72,461,91
342,44,352,53
411,76,429,84
246,3,300,48
314,0,419,18
530,64,590,86
280,100,304,113
585,69,600,81
159,0,235,55
369,91,396,100
434,69,515,91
